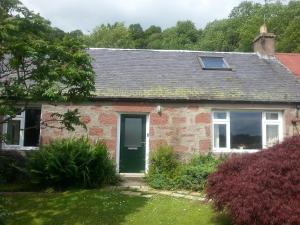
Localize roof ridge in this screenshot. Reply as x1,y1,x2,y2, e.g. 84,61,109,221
88,47,257,55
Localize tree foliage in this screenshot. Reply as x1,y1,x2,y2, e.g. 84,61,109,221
86,22,134,48
0,0,95,140
85,0,300,53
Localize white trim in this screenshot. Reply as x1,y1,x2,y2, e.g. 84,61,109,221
116,114,121,173
262,112,283,149
1,146,39,151
115,112,149,174
2,111,25,149
212,110,283,153
213,149,260,154
212,111,230,151
145,114,150,173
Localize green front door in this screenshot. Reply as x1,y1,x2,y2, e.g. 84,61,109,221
120,114,146,173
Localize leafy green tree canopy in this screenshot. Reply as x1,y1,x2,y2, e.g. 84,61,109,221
0,0,95,140
84,0,300,53
87,22,134,48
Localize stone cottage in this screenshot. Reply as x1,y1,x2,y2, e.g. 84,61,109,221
1,27,300,173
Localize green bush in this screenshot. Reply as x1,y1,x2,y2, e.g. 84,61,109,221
0,151,27,184
175,154,222,191
146,146,222,191
27,138,118,188
146,145,179,189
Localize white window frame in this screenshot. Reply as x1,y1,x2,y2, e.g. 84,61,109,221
212,110,283,153
262,112,283,149
2,110,39,150
212,111,230,151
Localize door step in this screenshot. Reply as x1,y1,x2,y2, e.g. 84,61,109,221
120,173,145,178
119,174,146,188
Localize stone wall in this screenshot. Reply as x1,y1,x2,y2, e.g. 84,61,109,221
40,102,211,158
40,102,299,158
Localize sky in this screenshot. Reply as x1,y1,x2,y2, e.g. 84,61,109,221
21,0,266,33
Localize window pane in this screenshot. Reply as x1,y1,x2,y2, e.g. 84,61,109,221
266,125,279,147
266,112,279,120
124,118,142,148
24,109,41,147
230,112,262,149
213,112,227,119
6,120,20,145
200,57,228,69
214,124,227,148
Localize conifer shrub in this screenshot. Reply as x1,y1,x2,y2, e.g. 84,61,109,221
27,138,118,188
206,136,300,225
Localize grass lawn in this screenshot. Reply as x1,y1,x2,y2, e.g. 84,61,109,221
2,189,232,225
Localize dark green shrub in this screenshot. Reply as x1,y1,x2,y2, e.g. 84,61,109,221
175,154,222,191
146,145,180,189
27,138,118,188
0,151,27,184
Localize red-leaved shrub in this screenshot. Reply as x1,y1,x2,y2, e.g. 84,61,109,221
206,136,300,225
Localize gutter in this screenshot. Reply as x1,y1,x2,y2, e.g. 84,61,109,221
89,96,300,105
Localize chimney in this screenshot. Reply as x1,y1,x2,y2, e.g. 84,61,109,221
253,24,276,58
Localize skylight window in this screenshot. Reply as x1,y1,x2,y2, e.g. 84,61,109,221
199,56,231,70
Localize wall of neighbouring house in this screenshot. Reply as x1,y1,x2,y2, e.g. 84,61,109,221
40,102,299,159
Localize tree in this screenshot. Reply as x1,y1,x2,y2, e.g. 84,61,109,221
144,25,162,37
144,25,162,49
229,1,261,18
196,19,241,51
0,0,95,142
159,21,201,50
86,22,134,48
277,18,300,52
69,29,84,39
128,23,145,48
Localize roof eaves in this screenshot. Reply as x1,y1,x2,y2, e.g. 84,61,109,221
90,95,300,105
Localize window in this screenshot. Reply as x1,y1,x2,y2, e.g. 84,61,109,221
212,111,283,152
230,112,262,149
212,112,229,150
3,108,41,149
263,112,282,148
199,56,231,70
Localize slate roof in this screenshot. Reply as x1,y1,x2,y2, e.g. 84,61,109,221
88,48,300,103
276,53,300,79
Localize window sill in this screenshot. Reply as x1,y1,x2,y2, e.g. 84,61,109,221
213,149,260,154
1,146,39,151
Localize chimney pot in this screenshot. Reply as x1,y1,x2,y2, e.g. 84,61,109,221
260,23,268,34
